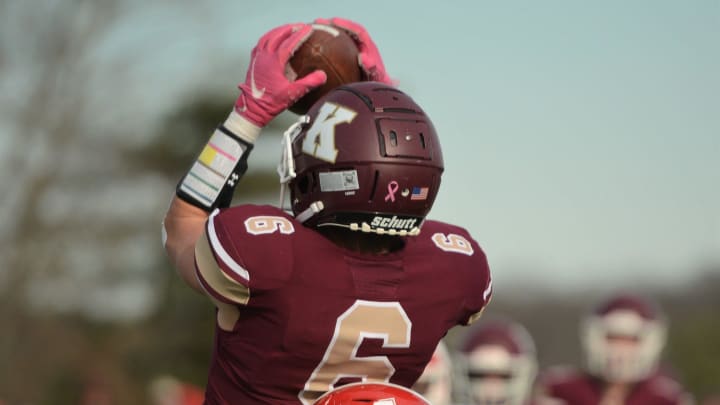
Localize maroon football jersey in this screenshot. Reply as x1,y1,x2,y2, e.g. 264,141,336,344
536,366,694,405
194,205,493,404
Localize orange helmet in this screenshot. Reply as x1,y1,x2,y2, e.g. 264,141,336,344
313,382,431,405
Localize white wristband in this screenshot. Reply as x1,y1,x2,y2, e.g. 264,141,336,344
224,110,261,144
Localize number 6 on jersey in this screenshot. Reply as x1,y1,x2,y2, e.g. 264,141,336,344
298,300,412,404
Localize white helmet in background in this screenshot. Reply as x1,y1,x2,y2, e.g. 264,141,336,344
460,319,537,405
412,341,453,405
581,293,667,383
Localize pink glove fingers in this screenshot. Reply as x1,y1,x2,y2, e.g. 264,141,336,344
325,17,364,37
313,17,395,86
277,25,314,61
264,23,302,53
258,24,295,50
288,70,327,102
234,22,327,127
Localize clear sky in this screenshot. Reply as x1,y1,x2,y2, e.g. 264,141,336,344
12,0,720,291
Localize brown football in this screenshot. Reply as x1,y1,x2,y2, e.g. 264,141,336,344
287,24,362,115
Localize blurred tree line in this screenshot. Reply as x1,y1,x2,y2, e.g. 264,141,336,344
0,1,717,404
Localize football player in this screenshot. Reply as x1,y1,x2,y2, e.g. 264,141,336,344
313,382,432,405
535,293,694,405
412,341,454,405
162,18,493,404
459,318,538,405
149,375,204,405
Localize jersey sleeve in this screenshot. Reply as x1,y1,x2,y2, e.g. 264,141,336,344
422,220,493,326
461,236,492,325
451,228,493,325
194,205,297,306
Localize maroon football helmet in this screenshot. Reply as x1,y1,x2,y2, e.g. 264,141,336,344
460,319,537,405
278,82,444,236
582,293,667,383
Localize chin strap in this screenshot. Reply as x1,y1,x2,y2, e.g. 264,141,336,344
295,201,325,223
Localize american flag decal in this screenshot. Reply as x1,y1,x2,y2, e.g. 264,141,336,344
410,187,429,200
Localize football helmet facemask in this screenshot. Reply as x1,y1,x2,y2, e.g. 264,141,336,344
460,319,538,405
581,293,667,383
279,82,444,236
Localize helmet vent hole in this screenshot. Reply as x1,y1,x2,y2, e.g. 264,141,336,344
419,133,426,149
389,130,398,146
369,170,379,202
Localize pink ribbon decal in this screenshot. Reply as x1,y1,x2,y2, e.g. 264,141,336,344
384,181,399,202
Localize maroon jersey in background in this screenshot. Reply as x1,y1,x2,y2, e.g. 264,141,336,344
536,366,694,405
194,205,493,405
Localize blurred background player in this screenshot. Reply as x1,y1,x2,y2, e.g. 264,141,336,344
412,341,454,405
161,18,492,404
535,293,694,405
459,318,538,405
149,376,204,405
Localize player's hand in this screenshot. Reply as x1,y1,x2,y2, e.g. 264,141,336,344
314,17,396,86
235,23,327,127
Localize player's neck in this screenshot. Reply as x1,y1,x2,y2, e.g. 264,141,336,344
317,227,406,255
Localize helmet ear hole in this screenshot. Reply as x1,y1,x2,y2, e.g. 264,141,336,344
296,173,311,195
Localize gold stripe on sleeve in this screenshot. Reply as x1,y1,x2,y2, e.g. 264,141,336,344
195,229,250,305
466,307,486,325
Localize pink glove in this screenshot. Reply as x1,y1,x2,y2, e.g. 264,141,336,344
314,17,396,86
235,23,327,127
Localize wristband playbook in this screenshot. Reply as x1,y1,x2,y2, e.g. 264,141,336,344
177,125,254,211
